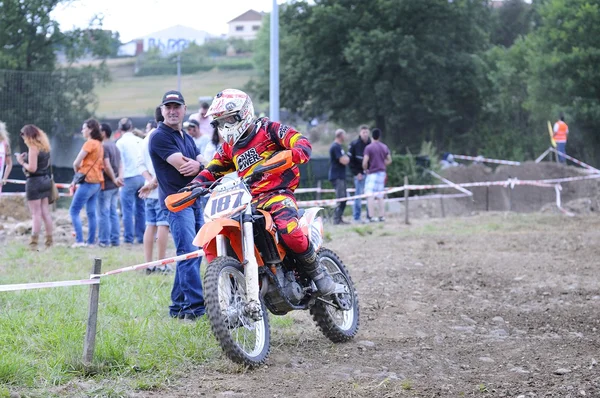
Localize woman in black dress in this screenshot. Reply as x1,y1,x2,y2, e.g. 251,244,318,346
15,125,53,249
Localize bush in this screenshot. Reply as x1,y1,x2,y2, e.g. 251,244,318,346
217,61,254,71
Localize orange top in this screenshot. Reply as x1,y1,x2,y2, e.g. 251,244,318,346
553,121,568,143
79,139,104,184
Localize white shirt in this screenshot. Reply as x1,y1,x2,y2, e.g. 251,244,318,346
189,113,214,137
137,129,158,199
203,141,219,163
116,132,143,178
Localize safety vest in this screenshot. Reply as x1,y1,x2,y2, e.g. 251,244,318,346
553,121,568,143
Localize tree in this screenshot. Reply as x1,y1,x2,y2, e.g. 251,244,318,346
490,0,535,47
253,0,491,152
525,0,600,164
0,0,114,145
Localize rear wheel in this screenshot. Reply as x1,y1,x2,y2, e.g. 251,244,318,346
310,248,360,342
204,256,270,367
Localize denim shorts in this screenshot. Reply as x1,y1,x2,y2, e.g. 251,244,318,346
145,198,169,226
365,171,386,199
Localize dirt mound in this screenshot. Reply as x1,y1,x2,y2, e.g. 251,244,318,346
0,196,30,221
436,161,600,216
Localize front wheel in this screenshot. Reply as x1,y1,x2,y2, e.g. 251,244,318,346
204,256,270,367
310,248,360,342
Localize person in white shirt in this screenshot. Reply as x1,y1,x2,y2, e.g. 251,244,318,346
184,118,209,165
189,101,213,138
137,108,170,273
115,117,146,245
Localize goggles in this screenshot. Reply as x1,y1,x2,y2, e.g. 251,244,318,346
211,113,242,128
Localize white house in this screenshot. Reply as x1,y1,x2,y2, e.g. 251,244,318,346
139,25,211,55
227,10,264,40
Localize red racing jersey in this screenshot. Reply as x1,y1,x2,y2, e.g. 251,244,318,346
192,118,311,198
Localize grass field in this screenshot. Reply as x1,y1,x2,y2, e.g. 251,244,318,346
94,66,257,118
0,242,293,397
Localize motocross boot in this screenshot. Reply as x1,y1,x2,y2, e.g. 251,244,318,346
296,243,337,296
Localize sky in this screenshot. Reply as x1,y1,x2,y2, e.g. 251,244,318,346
51,0,285,42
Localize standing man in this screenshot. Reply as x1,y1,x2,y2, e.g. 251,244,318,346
553,114,569,164
362,128,392,222
145,90,205,320
328,129,350,225
189,101,213,138
97,124,124,247
348,125,371,223
116,118,146,245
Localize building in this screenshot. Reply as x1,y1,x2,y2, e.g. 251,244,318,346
137,25,211,55
227,10,264,40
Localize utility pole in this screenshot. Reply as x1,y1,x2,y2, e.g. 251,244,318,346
269,0,280,121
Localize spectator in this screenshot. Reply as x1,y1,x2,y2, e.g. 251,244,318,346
553,114,569,164
116,117,146,245
16,125,53,249
348,125,371,223
145,90,205,321
132,128,146,140
138,107,170,273
440,152,459,169
362,128,392,223
199,126,224,210
145,119,157,135
202,125,224,163
185,118,209,161
70,119,104,248
0,121,13,192
328,129,350,225
97,123,123,248
189,101,213,137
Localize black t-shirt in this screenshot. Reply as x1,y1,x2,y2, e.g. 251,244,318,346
328,141,346,181
149,122,201,210
102,140,121,191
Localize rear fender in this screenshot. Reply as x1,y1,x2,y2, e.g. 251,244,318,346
299,207,324,251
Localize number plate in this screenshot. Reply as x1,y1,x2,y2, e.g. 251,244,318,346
205,188,250,220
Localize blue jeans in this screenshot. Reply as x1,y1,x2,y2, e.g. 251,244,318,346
97,188,120,246
120,175,146,244
353,175,366,221
168,206,205,317
69,182,101,244
556,142,567,164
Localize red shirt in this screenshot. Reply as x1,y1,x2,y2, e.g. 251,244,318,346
193,118,311,198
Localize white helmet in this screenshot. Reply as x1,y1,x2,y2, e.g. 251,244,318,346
207,89,255,146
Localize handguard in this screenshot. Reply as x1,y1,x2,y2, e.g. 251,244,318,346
248,150,293,183
165,187,207,212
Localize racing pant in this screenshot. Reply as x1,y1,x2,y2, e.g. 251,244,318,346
254,192,308,254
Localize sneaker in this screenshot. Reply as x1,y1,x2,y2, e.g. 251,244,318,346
377,217,386,222
333,219,350,225
70,242,86,248
146,266,157,275
352,219,365,224
368,217,378,223
98,243,109,248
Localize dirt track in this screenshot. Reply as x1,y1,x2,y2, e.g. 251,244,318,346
129,212,600,398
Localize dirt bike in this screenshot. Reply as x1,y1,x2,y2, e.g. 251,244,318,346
165,151,359,367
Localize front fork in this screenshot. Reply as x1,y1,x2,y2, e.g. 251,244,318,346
215,221,262,320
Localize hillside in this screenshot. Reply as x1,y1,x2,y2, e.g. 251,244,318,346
94,60,257,118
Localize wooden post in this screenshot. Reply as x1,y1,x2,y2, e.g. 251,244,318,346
486,186,489,211
508,186,513,212
404,176,410,225
440,196,445,218
316,180,322,201
83,258,101,365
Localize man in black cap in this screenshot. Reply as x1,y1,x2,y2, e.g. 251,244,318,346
143,90,206,321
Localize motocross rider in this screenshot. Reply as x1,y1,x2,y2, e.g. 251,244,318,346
189,88,337,295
